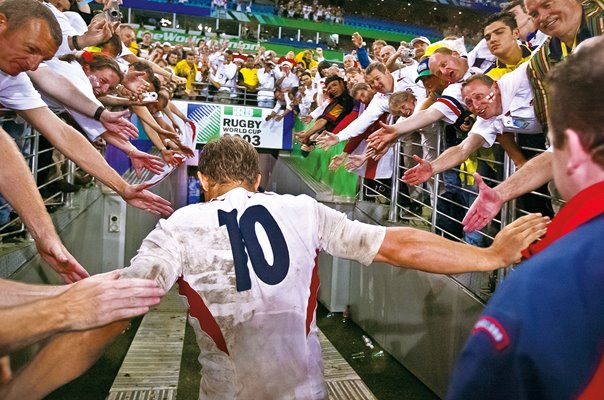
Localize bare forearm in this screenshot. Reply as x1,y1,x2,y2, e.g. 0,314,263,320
0,297,67,356
496,151,553,202
0,321,128,400
0,279,66,307
431,135,484,175
140,120,166,150
133,106,169,137
305,118,327,137
0,128,58,244
168,101,187,121
374,227,503,274
396,108,444,138
28,69,101,118
18,108,127,195
97,95,133,107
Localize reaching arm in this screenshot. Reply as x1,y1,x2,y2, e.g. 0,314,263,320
0,271,163,357
374,213,548,273
18,107,173,216
462,151,553,232
367,107,445,153
27,68,138,139
403,134,486,185
0,127,87,283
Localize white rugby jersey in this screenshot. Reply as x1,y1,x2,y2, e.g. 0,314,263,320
123,188,386,399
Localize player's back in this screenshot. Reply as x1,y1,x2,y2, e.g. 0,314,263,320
127,188,383,399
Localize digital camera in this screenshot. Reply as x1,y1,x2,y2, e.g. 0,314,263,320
142,92,158,102
105,0,122,22
400,47,416,60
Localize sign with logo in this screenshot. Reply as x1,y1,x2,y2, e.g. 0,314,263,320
172,100,293,150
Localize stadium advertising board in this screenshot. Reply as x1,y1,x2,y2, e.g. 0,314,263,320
172,100,293,150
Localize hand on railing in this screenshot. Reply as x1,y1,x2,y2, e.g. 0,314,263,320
462,173,504,232
328,153,348,170
315,131,338,149
122,184,174,216
129,148,165,177
489,213,549,266
100,110,138,140
402,155,433,185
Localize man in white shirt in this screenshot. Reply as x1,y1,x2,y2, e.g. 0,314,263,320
8,135,548,400
316,61,425,148
367,46,495,152
275,60,299,92
256,59,277,108
211,50,238,103
403,63,540,186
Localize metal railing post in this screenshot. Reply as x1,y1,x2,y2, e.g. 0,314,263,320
430,123,443,233
388,141,401,222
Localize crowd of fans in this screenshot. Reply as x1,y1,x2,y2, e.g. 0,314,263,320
277,0,345,23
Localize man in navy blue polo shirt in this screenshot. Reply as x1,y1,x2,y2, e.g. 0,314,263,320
447,36,604,400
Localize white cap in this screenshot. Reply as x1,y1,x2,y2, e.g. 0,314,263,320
410,36,431,46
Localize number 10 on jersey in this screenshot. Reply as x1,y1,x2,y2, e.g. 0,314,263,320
218,205,290,292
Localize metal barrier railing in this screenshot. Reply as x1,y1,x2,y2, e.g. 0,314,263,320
175,82,267,106
357,124,562,301
0,110,85,243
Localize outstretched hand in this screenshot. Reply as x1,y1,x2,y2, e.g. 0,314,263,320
402,155,432,185
100,110,138,139
36,235,90,283
462,173,503,232
60,270,164,331
345,153,367,171
329,153,347,170
130,149,165,176
367,122,399,156
490,213,549,266
315,131,339,149
122,184,174,216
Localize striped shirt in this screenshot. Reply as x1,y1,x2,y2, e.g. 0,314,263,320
527,0,604,129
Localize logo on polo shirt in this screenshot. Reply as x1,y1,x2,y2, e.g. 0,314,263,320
471,316,510,350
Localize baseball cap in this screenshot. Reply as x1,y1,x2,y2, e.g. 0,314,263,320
415,58,432,82
411,36,431,47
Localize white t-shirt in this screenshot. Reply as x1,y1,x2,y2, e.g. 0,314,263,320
0,71,46,110
117,43,135,74
44,2,78,58
469,62,542,147
40,59,106,141
122,188,386,400
276,70,299,91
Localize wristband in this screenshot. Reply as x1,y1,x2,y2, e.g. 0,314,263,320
72,35,81,51
93,106,106,121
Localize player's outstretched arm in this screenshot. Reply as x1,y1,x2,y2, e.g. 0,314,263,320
373,213,548,274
